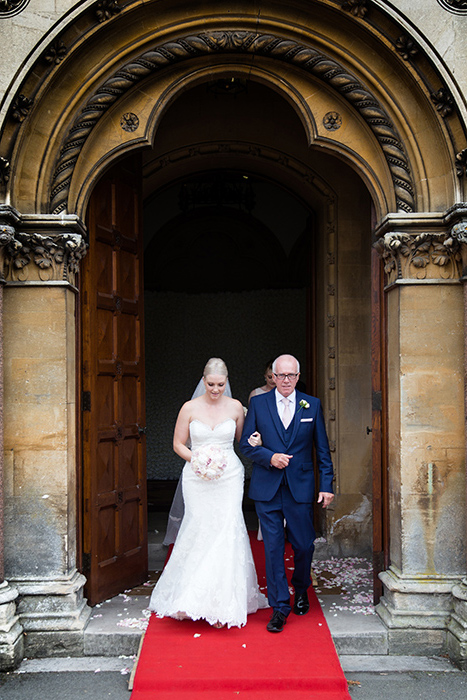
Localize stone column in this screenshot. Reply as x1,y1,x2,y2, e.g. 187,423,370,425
0,214,23,669
374,213,466,657
446,221,467,669
0,207,91,657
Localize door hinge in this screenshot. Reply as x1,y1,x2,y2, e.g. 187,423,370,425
82,391,91,412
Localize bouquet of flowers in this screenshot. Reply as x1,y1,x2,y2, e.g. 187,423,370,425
191,444,227,481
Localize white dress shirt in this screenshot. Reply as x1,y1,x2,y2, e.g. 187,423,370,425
275,389,296,423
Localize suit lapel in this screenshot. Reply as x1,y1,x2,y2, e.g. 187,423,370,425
288,391,304,446
266,389,285,442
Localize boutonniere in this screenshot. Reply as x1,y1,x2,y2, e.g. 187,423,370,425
298,399,310,411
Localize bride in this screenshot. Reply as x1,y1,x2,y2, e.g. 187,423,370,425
149,357,268,628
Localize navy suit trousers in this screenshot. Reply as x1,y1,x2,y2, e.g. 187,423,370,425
255,481,315,616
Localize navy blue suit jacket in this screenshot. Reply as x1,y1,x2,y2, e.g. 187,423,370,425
240,390,334,504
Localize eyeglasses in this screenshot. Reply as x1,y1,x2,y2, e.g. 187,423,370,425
274,373,299,380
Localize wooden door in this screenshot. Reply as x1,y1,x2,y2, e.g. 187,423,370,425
371,245,389,603
82,155,148,605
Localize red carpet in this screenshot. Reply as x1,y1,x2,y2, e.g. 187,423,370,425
131,536,351,699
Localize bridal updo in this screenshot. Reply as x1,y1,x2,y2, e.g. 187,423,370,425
203,357,228,377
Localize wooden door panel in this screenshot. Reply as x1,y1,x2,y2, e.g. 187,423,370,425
96,441,114,493
95,375,114,425
82,154,147,605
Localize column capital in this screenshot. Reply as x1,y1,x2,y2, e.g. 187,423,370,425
0,210,88,286
373,229,462,285
373,210,467,285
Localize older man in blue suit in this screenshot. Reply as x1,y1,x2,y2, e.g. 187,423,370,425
240,354,334,632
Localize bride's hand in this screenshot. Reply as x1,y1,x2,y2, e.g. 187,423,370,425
248,431,262,447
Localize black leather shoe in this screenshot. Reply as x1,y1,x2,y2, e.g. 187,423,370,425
266,610,287,633
293,591,310,615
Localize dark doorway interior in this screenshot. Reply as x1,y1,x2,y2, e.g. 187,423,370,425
143,170,314,517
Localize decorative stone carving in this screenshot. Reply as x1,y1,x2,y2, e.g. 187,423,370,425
323,112,342,130
1,232,88,283
10,94,33,122
44,40,68,66
0,224,16,282
395,35,419,61
95,0,121,22
449,221,467,271
50,30,415,215
437,1,467,14
430,87,454,118
0,158,10,186
455,149,467,178
341,0,369,18
0,216,88,284
0,0,29,16
374,231,463,283
121,112,139,132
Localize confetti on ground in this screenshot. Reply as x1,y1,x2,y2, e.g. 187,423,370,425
116,609,151,631
313,557,375,615
194,633,201,638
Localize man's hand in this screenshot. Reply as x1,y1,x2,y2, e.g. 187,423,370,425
271,453,293,469
317,492,334,508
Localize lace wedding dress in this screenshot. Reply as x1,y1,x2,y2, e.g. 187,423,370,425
149,418,268,628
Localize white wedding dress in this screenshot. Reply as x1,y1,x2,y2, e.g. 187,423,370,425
149,418,268,628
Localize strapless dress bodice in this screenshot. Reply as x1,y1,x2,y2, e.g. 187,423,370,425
189,418,236,451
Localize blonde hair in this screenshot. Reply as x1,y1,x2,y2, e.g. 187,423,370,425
203,357,228,377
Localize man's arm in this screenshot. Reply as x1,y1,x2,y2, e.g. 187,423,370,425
314,400,334,495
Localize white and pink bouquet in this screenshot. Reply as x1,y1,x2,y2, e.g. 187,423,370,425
191,445,227,481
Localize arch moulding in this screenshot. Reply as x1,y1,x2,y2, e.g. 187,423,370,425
48,29,414,217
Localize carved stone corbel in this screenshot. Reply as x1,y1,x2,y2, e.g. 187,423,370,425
374,230,463,284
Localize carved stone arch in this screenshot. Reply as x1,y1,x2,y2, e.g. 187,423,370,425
49,29,415,215
70,60,390,220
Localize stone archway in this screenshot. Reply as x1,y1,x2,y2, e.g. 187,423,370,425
1,0,467,666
